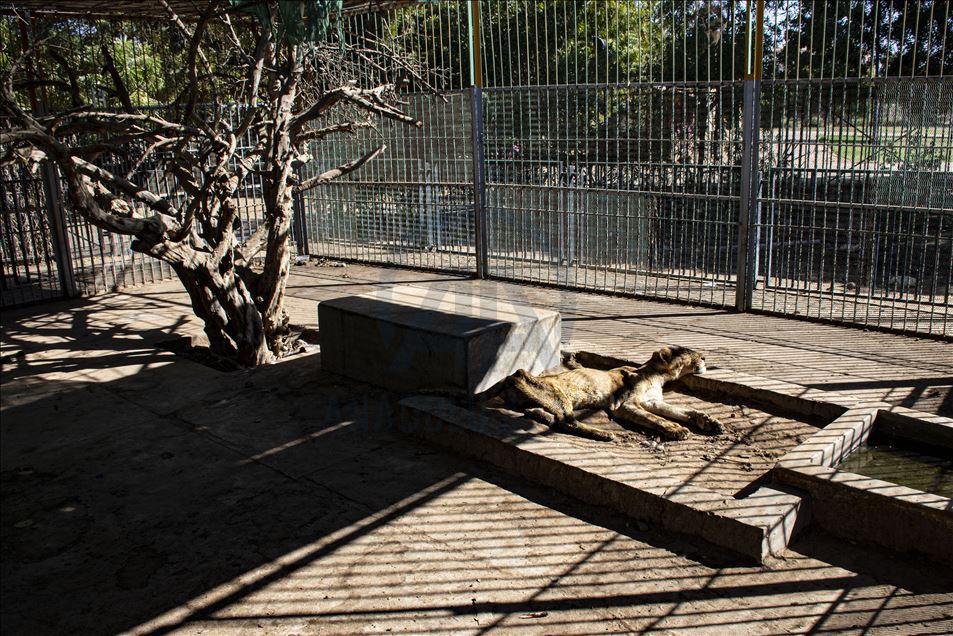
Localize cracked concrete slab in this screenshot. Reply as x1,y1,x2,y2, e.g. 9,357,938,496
3,266,953,634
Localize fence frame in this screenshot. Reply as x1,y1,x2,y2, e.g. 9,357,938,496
2,1,950,339
735,0,765,311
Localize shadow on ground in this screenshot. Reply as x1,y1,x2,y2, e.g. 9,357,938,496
1,320,467,634
3,287,952,634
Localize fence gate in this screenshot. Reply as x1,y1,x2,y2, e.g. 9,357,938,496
0,166,65,307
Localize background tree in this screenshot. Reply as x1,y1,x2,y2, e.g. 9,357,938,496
776,0,953,81
1,0,421,366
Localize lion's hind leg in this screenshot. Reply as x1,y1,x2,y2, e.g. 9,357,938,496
560,419,616,442
525,403,614,441
612,402,691,440
504,370,574,425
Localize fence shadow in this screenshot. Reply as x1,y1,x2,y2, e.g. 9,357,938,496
3,291,952,634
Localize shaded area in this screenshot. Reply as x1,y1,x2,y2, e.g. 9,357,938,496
3,275,953,634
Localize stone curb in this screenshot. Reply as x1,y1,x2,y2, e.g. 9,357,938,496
398,395,804,564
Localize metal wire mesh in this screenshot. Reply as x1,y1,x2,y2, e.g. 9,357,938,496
482,82,742,306
471,0,951,334
300,3,477,273
477,0,745,306
756,78,953,335
0,165,63,306
1,1,951,337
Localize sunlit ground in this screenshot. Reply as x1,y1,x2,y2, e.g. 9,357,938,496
2,267,951,634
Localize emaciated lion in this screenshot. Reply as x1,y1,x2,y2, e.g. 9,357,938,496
498,363,639,441
497,346,723,441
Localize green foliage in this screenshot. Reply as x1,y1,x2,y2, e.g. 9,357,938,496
552,0,662,84
10,18,180,111
652,0,749,82
229,0,343,45
478,0,660,86
776,0,953,79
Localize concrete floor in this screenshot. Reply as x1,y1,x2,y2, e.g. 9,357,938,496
2,263,952,634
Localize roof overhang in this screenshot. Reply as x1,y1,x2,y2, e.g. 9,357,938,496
0,0,420,20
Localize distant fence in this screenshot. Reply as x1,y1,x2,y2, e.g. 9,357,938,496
299,0,951,337
1,1,950,338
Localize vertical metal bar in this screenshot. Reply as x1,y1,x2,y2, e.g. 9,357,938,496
24,15,77,300
468,0,488,278
39,162,77,298
735,0,764,311
292,188,309,256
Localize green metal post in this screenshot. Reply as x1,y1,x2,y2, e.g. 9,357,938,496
736,0,765,311
468,0,488,278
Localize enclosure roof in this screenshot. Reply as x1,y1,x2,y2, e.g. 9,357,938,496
0,0,418,19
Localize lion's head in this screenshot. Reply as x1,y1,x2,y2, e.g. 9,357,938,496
646,346,706,378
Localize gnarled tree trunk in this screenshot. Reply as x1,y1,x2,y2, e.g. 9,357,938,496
1,1,422,366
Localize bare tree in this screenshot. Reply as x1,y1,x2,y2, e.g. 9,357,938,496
0,0,421,366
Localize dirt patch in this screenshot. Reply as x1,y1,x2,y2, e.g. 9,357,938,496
477,387,821,498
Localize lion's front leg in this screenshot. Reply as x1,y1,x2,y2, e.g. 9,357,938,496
612,402,691,440
642,399,724,434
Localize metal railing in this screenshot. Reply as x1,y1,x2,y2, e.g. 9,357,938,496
299,1,950,336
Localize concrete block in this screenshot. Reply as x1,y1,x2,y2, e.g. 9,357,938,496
719,486,808,559
877,407,953,450
318,285,560,394
774,403,953,565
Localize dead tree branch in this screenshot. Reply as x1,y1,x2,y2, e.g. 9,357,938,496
296,143,385,192
1,4,424,367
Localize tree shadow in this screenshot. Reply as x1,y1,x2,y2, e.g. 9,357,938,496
1,339,469,634
3,290,952,635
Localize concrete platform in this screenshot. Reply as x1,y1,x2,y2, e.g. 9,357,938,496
398,348,953,566
318,285,560,393
393,358,862,565
399,393,806,564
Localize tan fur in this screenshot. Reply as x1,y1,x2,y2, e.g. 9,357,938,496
612,346,724,440
497,346,723,443
500,365,639,441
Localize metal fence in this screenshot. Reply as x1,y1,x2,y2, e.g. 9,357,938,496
303,0,951,337
0,164,64,305
0,16,180,306
301,90,477,272
2,1,951,338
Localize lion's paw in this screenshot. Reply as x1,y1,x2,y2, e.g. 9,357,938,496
690,412,724,434
663,425,691,441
